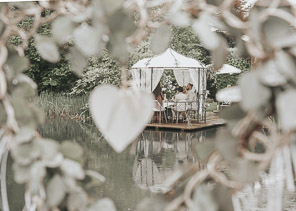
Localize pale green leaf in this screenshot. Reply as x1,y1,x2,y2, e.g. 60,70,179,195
193,184,218,211
212,184,234,211
212,38,228,70
60,141,84,164
107,35,128,64
12,163,31,184
108,9,136,37
258,59,286,87
193,12,220,51
215,129,239,162
275,51,296,84
276,89,296,131
85,170,105,188
61,159,85,180
11,98,37,129
12,141,41,165
35,35,60,63
52,16,75,44
88,198,117,211
194,141,215,161
6,54,29,74
11,74,37,98
29,161,46,194
101,0,124,15
67,189,88,211
230,159,258,183
36,138,59,161
73,24,103,57
150,25,171,54
66,47,88,77
262,16,290,46
239,72,271,111
14,127,35,144
46,175,66,207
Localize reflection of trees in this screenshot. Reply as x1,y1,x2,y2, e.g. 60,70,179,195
133,130,214,192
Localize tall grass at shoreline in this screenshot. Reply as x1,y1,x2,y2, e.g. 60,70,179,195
31,92,91,122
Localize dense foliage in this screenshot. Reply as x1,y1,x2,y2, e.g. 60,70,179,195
9,15,78,92
171,26,211,65
25,38,78,92
71,50,121,95
216,49,251,91
216,73,240,90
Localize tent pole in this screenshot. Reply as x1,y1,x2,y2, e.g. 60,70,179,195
151,67,153,92
140,68,142,89
197,68,200,122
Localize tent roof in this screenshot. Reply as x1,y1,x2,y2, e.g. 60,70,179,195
216,64,242,74
132,48,204,69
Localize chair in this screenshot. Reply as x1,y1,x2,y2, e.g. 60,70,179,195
187,101,199,121
152,100,167,124
173,100,188,123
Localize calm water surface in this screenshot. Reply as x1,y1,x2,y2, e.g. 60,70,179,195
7,118,218,211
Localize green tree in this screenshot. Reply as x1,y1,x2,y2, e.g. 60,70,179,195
9,14,79,92
171,26,211,65
25,38,78,92
71,50,121,95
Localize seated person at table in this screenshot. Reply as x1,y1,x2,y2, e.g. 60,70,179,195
172,87,188,122
183,86,188,94
153,83,164,105
186,83,196,101
173,86,188,102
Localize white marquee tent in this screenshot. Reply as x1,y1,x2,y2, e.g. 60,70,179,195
131,48,207,115
216,64,242,74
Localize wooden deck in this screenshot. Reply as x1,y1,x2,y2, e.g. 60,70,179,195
146,117,226,131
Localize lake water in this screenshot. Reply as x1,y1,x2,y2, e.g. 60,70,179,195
6,118,218,211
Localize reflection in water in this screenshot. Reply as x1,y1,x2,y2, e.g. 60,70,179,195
133,131,206,193
5,118,217,211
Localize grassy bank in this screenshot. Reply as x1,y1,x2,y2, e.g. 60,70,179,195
31,92,90,122
32,92,218,123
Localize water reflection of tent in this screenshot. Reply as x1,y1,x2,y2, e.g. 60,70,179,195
133,158,164,192
131,48,207,114
132,131,204,192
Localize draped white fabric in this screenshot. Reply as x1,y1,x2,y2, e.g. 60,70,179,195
132,67,207,116
188,68,207,115
173,69,193,87
151,68,164,91
131,68,164,92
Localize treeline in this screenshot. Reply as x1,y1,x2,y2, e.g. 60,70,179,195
11,15,250,97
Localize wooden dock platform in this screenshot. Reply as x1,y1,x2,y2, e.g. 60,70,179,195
146,117,226,131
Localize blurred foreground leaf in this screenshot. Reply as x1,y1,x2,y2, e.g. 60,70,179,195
35,35,60,63
73,24,104,57
215,130,239,163
67,47,88,77
52,16,75,45
60,141,84,165
229,158,258,183
193,184,218,211
150,25,171,54
88,198,117,211
194,141,215,161
46,175,66,207
239,72,271,111
276,89,296,131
